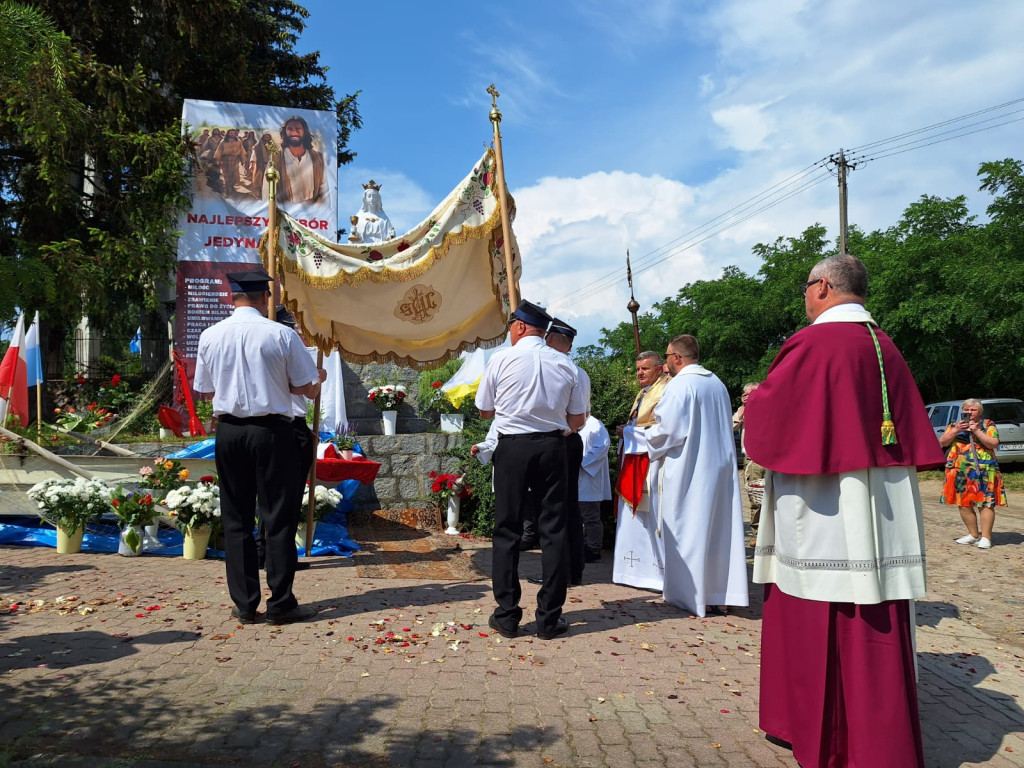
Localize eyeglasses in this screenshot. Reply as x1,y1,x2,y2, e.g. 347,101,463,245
663,351,680,359
800,278,821,295
800,277,834,295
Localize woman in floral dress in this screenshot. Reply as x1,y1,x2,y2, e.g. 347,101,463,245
939,398,1006,549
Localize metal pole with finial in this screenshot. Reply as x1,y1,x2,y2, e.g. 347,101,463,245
265,142,280,321
487,84,519,310
626,250,641,355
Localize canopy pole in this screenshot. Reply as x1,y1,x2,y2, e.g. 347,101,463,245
487,84,519,310
304,348,325,557
265,146,280,322
0,425,96,480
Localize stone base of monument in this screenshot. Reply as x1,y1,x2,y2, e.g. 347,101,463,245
347,507,443,531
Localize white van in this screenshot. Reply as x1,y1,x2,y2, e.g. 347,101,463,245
924,399,1024,465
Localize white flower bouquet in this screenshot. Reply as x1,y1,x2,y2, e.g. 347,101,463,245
312,485,343,521
27,477,112,531
163,479,221,530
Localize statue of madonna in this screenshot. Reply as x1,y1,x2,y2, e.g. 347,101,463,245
352,180,396,244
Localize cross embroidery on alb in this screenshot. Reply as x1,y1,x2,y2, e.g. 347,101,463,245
654,559,665,575
623,551,640,567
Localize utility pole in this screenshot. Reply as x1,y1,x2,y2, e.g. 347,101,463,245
829,149,856,255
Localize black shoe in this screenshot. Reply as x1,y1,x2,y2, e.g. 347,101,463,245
295,561,312,571
536,617,568,640
765,734,793,751
230,607,258,625
518,537,539,551
265,604,317,625
487,613,518,639
584,549,602,563
526,576,544,586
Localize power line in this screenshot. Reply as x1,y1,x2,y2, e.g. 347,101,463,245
545,96,1023,312
857,114,1024,164
845,97,1024,155
547,161,832,311
552,170,833,310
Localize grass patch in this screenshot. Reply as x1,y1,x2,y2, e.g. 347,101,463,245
920,465,1024,492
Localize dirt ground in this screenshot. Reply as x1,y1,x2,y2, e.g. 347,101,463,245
915,478,1024,649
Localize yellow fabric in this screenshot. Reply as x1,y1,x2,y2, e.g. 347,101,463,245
445,378,481,410
630,374,670,427
261,149,521,368
441,348,487,408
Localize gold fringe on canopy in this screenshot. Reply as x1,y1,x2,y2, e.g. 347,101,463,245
260,149,521,369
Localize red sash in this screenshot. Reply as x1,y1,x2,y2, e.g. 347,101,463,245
616,453,649,511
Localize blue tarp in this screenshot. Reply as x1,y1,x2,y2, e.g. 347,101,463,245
167,439,216,459
0,509,361,558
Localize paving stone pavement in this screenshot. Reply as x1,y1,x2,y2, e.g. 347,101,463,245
0,479,1022,767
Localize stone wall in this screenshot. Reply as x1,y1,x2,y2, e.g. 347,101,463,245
114,361,464,525
123,429,466,523
346,432,464,514
341,361,430,435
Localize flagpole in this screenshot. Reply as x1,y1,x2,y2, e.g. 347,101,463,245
265,145,279,322
487,84,519,310
35,379,42,442
304,349,324,557
34,313,41,441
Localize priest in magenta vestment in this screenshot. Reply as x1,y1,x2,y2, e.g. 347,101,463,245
745,254,944,768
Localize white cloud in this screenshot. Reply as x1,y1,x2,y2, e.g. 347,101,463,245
312,0,1024,353
710,102,777,152
511,172,717,347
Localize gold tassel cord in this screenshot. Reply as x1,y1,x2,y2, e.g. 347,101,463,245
867,324,898,446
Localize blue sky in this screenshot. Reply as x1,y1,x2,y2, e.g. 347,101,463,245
299,0,1024,349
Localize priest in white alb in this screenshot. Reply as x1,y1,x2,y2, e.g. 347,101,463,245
645,334,749,617
612,351,670,590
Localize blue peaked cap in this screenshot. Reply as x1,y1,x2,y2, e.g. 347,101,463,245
510,299,553,330
548,317,577,339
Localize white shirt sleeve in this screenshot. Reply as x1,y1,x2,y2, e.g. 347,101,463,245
474,359,497,412
286,332,319,387
621,424,648,454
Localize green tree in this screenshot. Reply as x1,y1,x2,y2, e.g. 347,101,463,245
0,0,361,376
574,344,635,431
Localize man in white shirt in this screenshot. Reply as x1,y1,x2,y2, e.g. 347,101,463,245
475,300,586,641
194,269,324,625
255,306,317,573
546,317,591,585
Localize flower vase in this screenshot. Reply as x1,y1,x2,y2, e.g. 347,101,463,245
56,524,85,554
445,496,461,535
381,410,397,435
440,413,464,433
295,520,317,550
182,526,212,560
339,449,355,461
143,523,161,551
118,525,143,556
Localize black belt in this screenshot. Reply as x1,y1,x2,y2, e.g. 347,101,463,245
218,413,292,426
498,430,564,440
